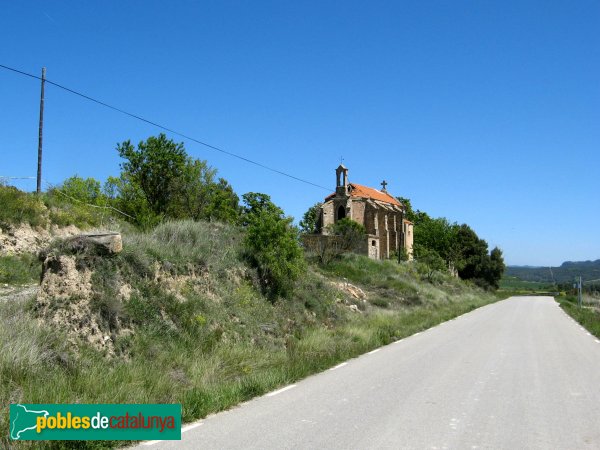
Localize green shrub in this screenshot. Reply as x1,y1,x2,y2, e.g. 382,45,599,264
0,254,41,285
242,193,305,298
0,185,47,228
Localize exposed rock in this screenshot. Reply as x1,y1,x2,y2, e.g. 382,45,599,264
332,280,367,300
348,304,362,313
35,254,115,356
0,223,81,256
61,232,123,255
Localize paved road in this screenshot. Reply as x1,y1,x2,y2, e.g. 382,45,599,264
137,296,600,449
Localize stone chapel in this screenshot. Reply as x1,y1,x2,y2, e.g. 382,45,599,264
317,164,413,260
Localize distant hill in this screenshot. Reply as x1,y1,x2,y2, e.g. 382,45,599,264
506,260,600,284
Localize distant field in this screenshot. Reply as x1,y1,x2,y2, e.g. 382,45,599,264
499,276,554,291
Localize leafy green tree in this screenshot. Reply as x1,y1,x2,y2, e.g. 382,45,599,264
416,247,447,282
202,178,241,224
117,134,188,218
397,197,416,223
412,212,460,267
241,192,284,223
486,247,506,290
407,199,505,290
299,202,322,233
241,192,305,298
104,174,160,228
169,161,240,223
58,176,105,205
112,134,240,227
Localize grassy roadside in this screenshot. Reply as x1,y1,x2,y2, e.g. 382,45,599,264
0,222,498,449
0,254,41,285
556,295,600,338
1,293,496,450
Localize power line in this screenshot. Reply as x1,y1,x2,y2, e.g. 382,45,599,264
0,63,331,192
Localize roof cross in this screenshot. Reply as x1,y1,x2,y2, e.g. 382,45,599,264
380,180,388,191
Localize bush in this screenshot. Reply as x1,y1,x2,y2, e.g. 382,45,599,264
330,218,366,251
242,193,306,298
0,184,47,228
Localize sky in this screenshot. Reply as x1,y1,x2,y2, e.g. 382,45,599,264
1,1,598,266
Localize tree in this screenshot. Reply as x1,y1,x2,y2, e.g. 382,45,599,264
58,176,105,205
241,192,284,223
105,174,159,229
112,134,240,227
407,198,505,290
117,134,188,218
486,247,506,290
202,178,241,224
169,162,240,223
416,247,447,282
299,202,322,234
397,197,416,223
241,193,305,298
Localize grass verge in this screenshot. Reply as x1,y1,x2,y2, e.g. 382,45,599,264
0,223,498,449
556,295,600,338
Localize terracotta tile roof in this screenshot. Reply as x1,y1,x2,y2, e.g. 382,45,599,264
325,183,402,207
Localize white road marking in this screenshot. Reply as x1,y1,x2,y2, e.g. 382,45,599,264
368,348,381,354
142,422,203,445
266,384,297,397
329,362,348,371
182,422,203,433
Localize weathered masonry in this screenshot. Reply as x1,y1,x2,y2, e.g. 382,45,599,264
316,164,413,260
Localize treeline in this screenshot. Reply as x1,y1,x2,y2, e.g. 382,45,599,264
506,260,600,284
299,196,505,290
399,198,505,290
3,134,304,299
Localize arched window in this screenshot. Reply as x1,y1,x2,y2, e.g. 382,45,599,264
372,240,376,246
337,205,346,220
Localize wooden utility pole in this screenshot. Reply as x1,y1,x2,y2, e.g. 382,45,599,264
36,67,46,194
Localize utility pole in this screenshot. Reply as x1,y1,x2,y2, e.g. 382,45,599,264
578,276,583,307
36,67,46,194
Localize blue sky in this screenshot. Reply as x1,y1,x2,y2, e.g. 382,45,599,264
1,1,598,266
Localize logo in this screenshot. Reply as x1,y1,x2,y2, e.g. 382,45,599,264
9,404,181,441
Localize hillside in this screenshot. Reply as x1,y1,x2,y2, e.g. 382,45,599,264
0,216,497,449
506,260,600,284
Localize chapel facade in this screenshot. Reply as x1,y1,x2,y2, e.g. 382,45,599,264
317,164,413,260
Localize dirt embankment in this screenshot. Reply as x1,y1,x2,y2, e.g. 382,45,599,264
0,223,81,256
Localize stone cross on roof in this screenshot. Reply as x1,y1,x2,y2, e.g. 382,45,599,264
380,180,388,192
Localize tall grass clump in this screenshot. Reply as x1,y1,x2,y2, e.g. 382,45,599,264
123,220,242,275
0,254,41,285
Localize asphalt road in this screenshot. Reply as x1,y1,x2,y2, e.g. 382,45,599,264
137,296,600,449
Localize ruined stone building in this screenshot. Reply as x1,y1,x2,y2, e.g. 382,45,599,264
317,164,413,260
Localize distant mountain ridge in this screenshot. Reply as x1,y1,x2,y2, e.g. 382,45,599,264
506,259,600,284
